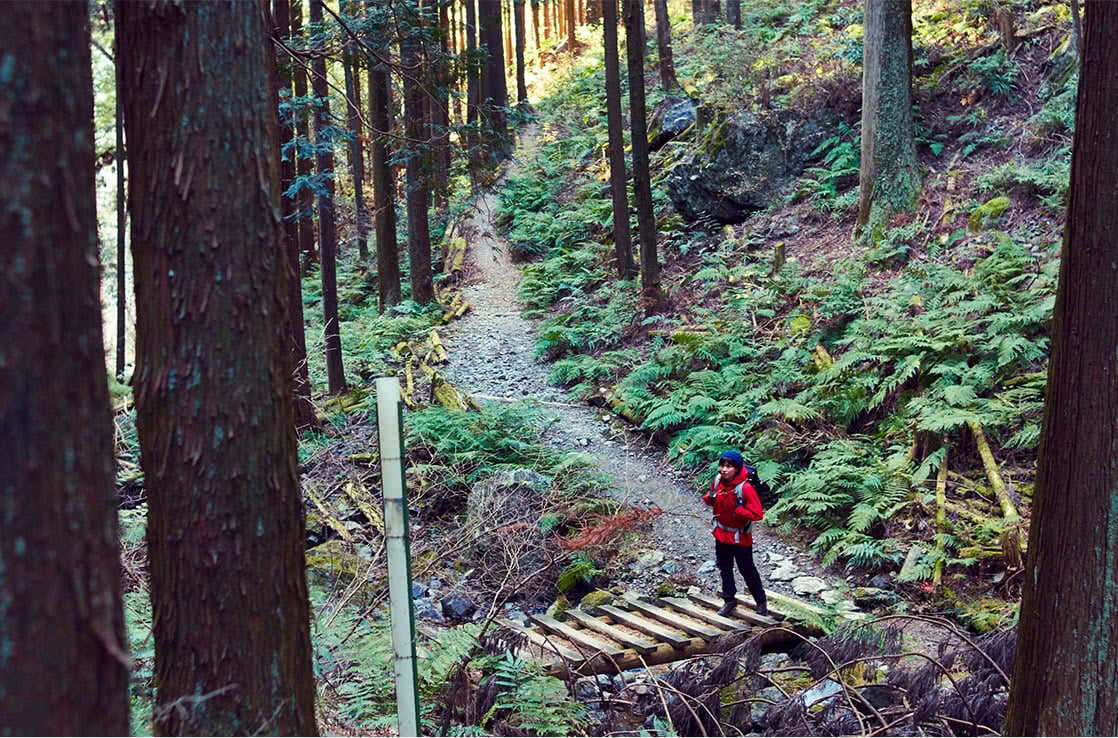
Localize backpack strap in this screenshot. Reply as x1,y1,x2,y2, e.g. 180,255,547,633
711,481,753,543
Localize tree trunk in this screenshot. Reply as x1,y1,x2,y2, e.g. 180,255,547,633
566,0,577,49
275,0,320,430
368,3,402,312
514,0,529,104
308,0,348,393
625,0,662,309
1004,3,1118,734
466,0,482,175
504,0,515,73
401,1,435,303
544,0,552,38
1,4,129,733
602,0,635,279
653,0,680,91
116,1,318,733
113,31,129,381
480,0,511,151
725,0,741,27
532,0,542,67
433,0,452,212
291,0,318,269
856,0,920,242
587,0,600,24
344,51,370,259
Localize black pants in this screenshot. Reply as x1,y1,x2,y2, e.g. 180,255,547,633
715,540,766,608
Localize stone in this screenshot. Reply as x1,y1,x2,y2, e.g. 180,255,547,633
632,550,665,569
411,582,428,599
770,563,801,582
868,573,893,590
667,109,840,224
760,652,790,670
820,590,847,606
853,586,899,608
698,560,717,574
751,686,786,727
662,561,683,574
791,576,829,595
440,593,477,620
648,96,697,151
415,602,443,622
802,679,843,707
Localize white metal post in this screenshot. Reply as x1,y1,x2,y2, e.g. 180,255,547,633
376,376,420,737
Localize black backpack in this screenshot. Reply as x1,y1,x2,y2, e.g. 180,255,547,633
743,463,777,510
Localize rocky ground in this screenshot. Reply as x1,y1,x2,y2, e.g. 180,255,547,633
440,127,853,613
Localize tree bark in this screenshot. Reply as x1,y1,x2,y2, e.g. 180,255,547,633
725,0,741,27
480,0,511,151
566,0,577,49
308,0,348,393
116,1,318,733
368,2,402,311
401,1,435,303
653,0,680,91
624,0,662,309
292,0,319,269
1004,3,1118,734
856,0,920,242
544,0,552,38
514,0,529,104
602,0,635,279
1,4,129,733
344,49,370,259
466,0,482,174
114,31,129,380
432,0,452,211
532,0,542,67
275,0,319,430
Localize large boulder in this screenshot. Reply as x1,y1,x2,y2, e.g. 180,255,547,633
667,109,837,224
648,96,697,151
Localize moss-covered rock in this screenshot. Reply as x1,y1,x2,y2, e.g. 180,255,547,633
579,589,616,610
968,195,1011,231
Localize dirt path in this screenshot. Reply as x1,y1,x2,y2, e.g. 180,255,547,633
441,126,840,603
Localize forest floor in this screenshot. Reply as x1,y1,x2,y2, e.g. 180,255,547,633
441,125,864,616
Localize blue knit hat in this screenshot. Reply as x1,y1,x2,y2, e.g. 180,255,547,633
719,450,744,473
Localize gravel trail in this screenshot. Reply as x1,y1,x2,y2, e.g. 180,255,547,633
441,126,835,601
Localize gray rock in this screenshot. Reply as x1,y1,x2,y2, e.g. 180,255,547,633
760,652,791,670
440,594,477,620
698,560,717,574
869,573,893,589
648,96,697,151
633,550,665,569
662,561,683,574
411,582,428,599
415,602,443,622
770,563,801,582
751,686,786,727
853,586,899,608
820,590,847,606
802,679,843,707
791,576,829,595
667,109,840,225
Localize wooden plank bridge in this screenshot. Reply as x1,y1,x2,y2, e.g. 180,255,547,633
499,587,827,676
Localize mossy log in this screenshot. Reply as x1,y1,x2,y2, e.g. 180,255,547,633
342,481,384,535
305,485,353,542
429,330,449,363
966,419,1019,520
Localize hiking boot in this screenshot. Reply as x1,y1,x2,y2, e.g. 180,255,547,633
756,602,769,617
717,601,736,617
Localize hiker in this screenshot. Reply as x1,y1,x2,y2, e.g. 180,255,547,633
703,450,768,617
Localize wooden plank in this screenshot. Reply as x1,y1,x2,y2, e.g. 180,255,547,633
686,589,780,627
529,613,626,657
596,605,692,649
661,597,743,631
565,609,658,655
498,618,584,663
621,593,723,639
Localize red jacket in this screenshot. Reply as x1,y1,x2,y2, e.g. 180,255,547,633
703,468,764,546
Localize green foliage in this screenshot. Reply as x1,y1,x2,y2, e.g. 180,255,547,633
476,653,585,735
793,121,860,212
965,48,1019,98
978,156,1070,208
556,553,602,593
124,590,155,736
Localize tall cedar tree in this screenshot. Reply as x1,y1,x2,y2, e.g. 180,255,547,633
0,4,129,733
514,0,529,104
432,0,452,211
114,29,128,379
401,0,435,303
624,0,662,308
368,1,402,310
116,1,317,733
653,0,680,91
274,0,319,430
725,0,742,27
602,0,635,279
309,0,348,392
1004,2,1118,733
587,0,600,24
465,0,481,173
343,47,370,259
292,0,319,267
856,0,920,240
566,0,577,48
532,0,542,66
479,0,511,152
